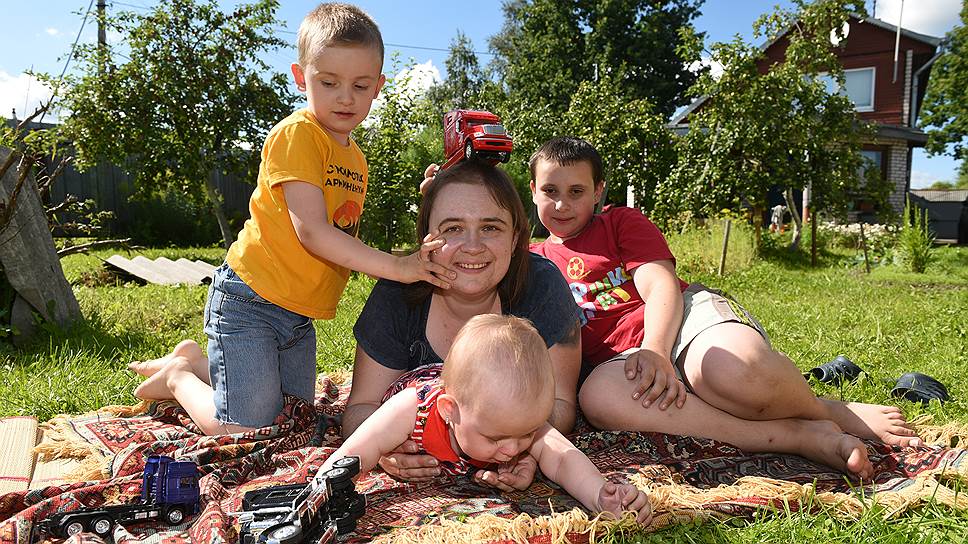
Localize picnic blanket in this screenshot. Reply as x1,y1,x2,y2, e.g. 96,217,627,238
2,376,968,544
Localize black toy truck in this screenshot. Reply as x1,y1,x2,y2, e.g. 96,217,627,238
37,454,200,539
236,456,366,544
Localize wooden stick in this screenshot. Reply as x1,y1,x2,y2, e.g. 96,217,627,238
718,219,732,276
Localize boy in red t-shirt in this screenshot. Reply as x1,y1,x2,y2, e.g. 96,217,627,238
529,137,922,479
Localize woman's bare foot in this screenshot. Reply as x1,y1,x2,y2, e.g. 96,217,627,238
129,340,205,377
821,399,923,448
133,357,194,400
796,419,873,479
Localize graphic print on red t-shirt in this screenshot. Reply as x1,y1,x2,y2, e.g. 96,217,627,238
531,207,687,366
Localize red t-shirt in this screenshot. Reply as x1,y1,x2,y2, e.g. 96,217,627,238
531,207,688,366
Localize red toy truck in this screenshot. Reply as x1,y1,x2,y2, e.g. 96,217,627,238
441,109,513,170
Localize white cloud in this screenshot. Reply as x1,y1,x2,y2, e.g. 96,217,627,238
0,70,56,122
688,55,724,80
871,0,961,38
45,27,60,36
910,169,945,189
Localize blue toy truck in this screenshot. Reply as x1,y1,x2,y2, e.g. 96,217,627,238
236,456,366,544
37,455,200,539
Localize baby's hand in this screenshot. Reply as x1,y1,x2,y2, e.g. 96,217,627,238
397,231,455,288
598,482,652,526
473,453,537,491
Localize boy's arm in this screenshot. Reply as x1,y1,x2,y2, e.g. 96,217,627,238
320,387,420,476
624,259,687,410
282,181,454,288
528,424,606,512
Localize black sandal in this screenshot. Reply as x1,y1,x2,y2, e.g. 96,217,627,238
891,372,950,405
804,355,865,386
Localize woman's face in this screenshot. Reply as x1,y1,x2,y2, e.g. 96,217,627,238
428,183,516,298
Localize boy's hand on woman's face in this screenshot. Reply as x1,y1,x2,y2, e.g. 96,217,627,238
472,453,537,491
598,483,653,526
399,231,456,289
624,348,687,410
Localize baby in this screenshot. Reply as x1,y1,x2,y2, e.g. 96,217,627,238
322,314,652,524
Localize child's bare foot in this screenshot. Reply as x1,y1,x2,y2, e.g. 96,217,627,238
796,419,873,479
129,340,204,377
821,399,923,448
133,357,193,400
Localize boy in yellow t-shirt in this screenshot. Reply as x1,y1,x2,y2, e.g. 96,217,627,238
129,3,454,435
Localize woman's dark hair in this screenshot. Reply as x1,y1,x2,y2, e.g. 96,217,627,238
411,159,531,308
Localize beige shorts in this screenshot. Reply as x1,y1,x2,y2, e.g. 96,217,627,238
600,284,770,392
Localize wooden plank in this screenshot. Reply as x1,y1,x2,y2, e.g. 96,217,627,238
176,258,218,283
105,255,174,285
155,256,207,284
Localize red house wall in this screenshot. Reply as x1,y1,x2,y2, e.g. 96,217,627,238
759,18,937,126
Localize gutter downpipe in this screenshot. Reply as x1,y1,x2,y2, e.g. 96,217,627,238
909,44,946,127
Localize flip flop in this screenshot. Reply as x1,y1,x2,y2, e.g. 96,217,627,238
804,355,864,385
891,372,950,405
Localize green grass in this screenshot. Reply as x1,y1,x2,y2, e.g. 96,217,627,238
2,239,968,540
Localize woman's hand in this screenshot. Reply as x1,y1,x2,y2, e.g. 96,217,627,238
378,439,442,481
597,482,653,525
472,453,537,491
624,348,687,410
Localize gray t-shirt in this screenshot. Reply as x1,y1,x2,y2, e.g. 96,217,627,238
354,253,579,370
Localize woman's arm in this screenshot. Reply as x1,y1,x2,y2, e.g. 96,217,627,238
547,322,581,434
343,346,442,481
342,346,406,439
321,388,419,476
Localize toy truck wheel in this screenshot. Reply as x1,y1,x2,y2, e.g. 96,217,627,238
464,141,474,160
332,456,359,475
262,522,302,544
91,516,114,536
165,505,185,525
63,518,86,537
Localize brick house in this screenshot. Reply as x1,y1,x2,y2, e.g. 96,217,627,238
669,15,944,219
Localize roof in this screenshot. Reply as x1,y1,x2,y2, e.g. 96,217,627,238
668,14,942,126
909,189,968,203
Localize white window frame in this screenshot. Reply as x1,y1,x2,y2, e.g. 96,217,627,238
817,67,876,112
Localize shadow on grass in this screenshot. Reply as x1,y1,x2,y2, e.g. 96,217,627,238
758,234,851,271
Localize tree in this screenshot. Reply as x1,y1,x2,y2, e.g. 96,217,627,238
658,0,888,250
354,58,428,251
1,107,82,341
426,31,486,116
53,0,296,248
921,3,968,164
489,0,705,119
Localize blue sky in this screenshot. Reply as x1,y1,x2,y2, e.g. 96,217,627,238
0,0,961,186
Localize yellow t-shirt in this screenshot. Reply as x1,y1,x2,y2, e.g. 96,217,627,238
227,109,367,319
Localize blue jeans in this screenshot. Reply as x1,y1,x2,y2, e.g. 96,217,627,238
204,263,316,428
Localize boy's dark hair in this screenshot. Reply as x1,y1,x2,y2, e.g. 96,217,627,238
528,137,604,187
411,159,531,309
298,3,384,67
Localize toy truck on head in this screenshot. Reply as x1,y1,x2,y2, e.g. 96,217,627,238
236,456,366,544
441,109,513,170
37,455,199,539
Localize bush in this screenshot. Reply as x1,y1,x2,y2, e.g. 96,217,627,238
127,190,221,247
819,221,898,266
895,198,935,273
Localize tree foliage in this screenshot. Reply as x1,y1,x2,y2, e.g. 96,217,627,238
425,31,486,116
489,0,705,119
657,0,888,234
50,0,296,248
921,3,968,163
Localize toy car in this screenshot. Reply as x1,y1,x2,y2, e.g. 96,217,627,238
34,455,200,539
235,456,366,544
441,109,513,170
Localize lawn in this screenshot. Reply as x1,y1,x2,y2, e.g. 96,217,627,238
2,227,967,542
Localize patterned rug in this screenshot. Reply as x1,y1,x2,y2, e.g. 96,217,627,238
2,377,967,544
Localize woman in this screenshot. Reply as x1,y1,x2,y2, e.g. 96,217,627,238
342,159,583,488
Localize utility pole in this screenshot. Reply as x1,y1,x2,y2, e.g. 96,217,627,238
97,0,107,76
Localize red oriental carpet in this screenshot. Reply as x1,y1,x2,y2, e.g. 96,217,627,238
1,377,966,544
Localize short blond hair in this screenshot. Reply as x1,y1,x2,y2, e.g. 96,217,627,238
442,315,555,413
297,3,384,67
